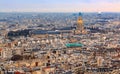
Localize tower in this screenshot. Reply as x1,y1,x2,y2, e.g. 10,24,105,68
97,56,104,67
75,12,86,34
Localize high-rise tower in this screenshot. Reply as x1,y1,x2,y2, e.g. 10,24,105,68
75,12,86,34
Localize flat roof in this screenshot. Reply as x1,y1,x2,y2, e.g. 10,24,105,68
65,43,83,48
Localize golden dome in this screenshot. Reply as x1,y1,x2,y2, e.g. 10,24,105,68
77,17,83,25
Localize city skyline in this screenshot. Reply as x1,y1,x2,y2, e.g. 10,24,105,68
0,0,120,12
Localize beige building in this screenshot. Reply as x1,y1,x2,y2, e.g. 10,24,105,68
97,56,104,67
0,48,12,59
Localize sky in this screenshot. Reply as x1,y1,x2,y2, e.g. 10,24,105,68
0,0,120,12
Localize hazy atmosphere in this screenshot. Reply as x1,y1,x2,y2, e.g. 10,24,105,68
0,0,120,12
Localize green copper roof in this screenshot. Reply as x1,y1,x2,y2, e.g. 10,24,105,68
65,43,83,48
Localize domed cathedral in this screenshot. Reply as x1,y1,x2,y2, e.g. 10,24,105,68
75,12,87,34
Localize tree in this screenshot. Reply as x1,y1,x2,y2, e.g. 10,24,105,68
11,55,23,61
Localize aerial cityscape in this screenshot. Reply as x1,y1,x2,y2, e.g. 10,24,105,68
0,0,120,74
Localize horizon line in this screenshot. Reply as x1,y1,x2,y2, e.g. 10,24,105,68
0,11,120,13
